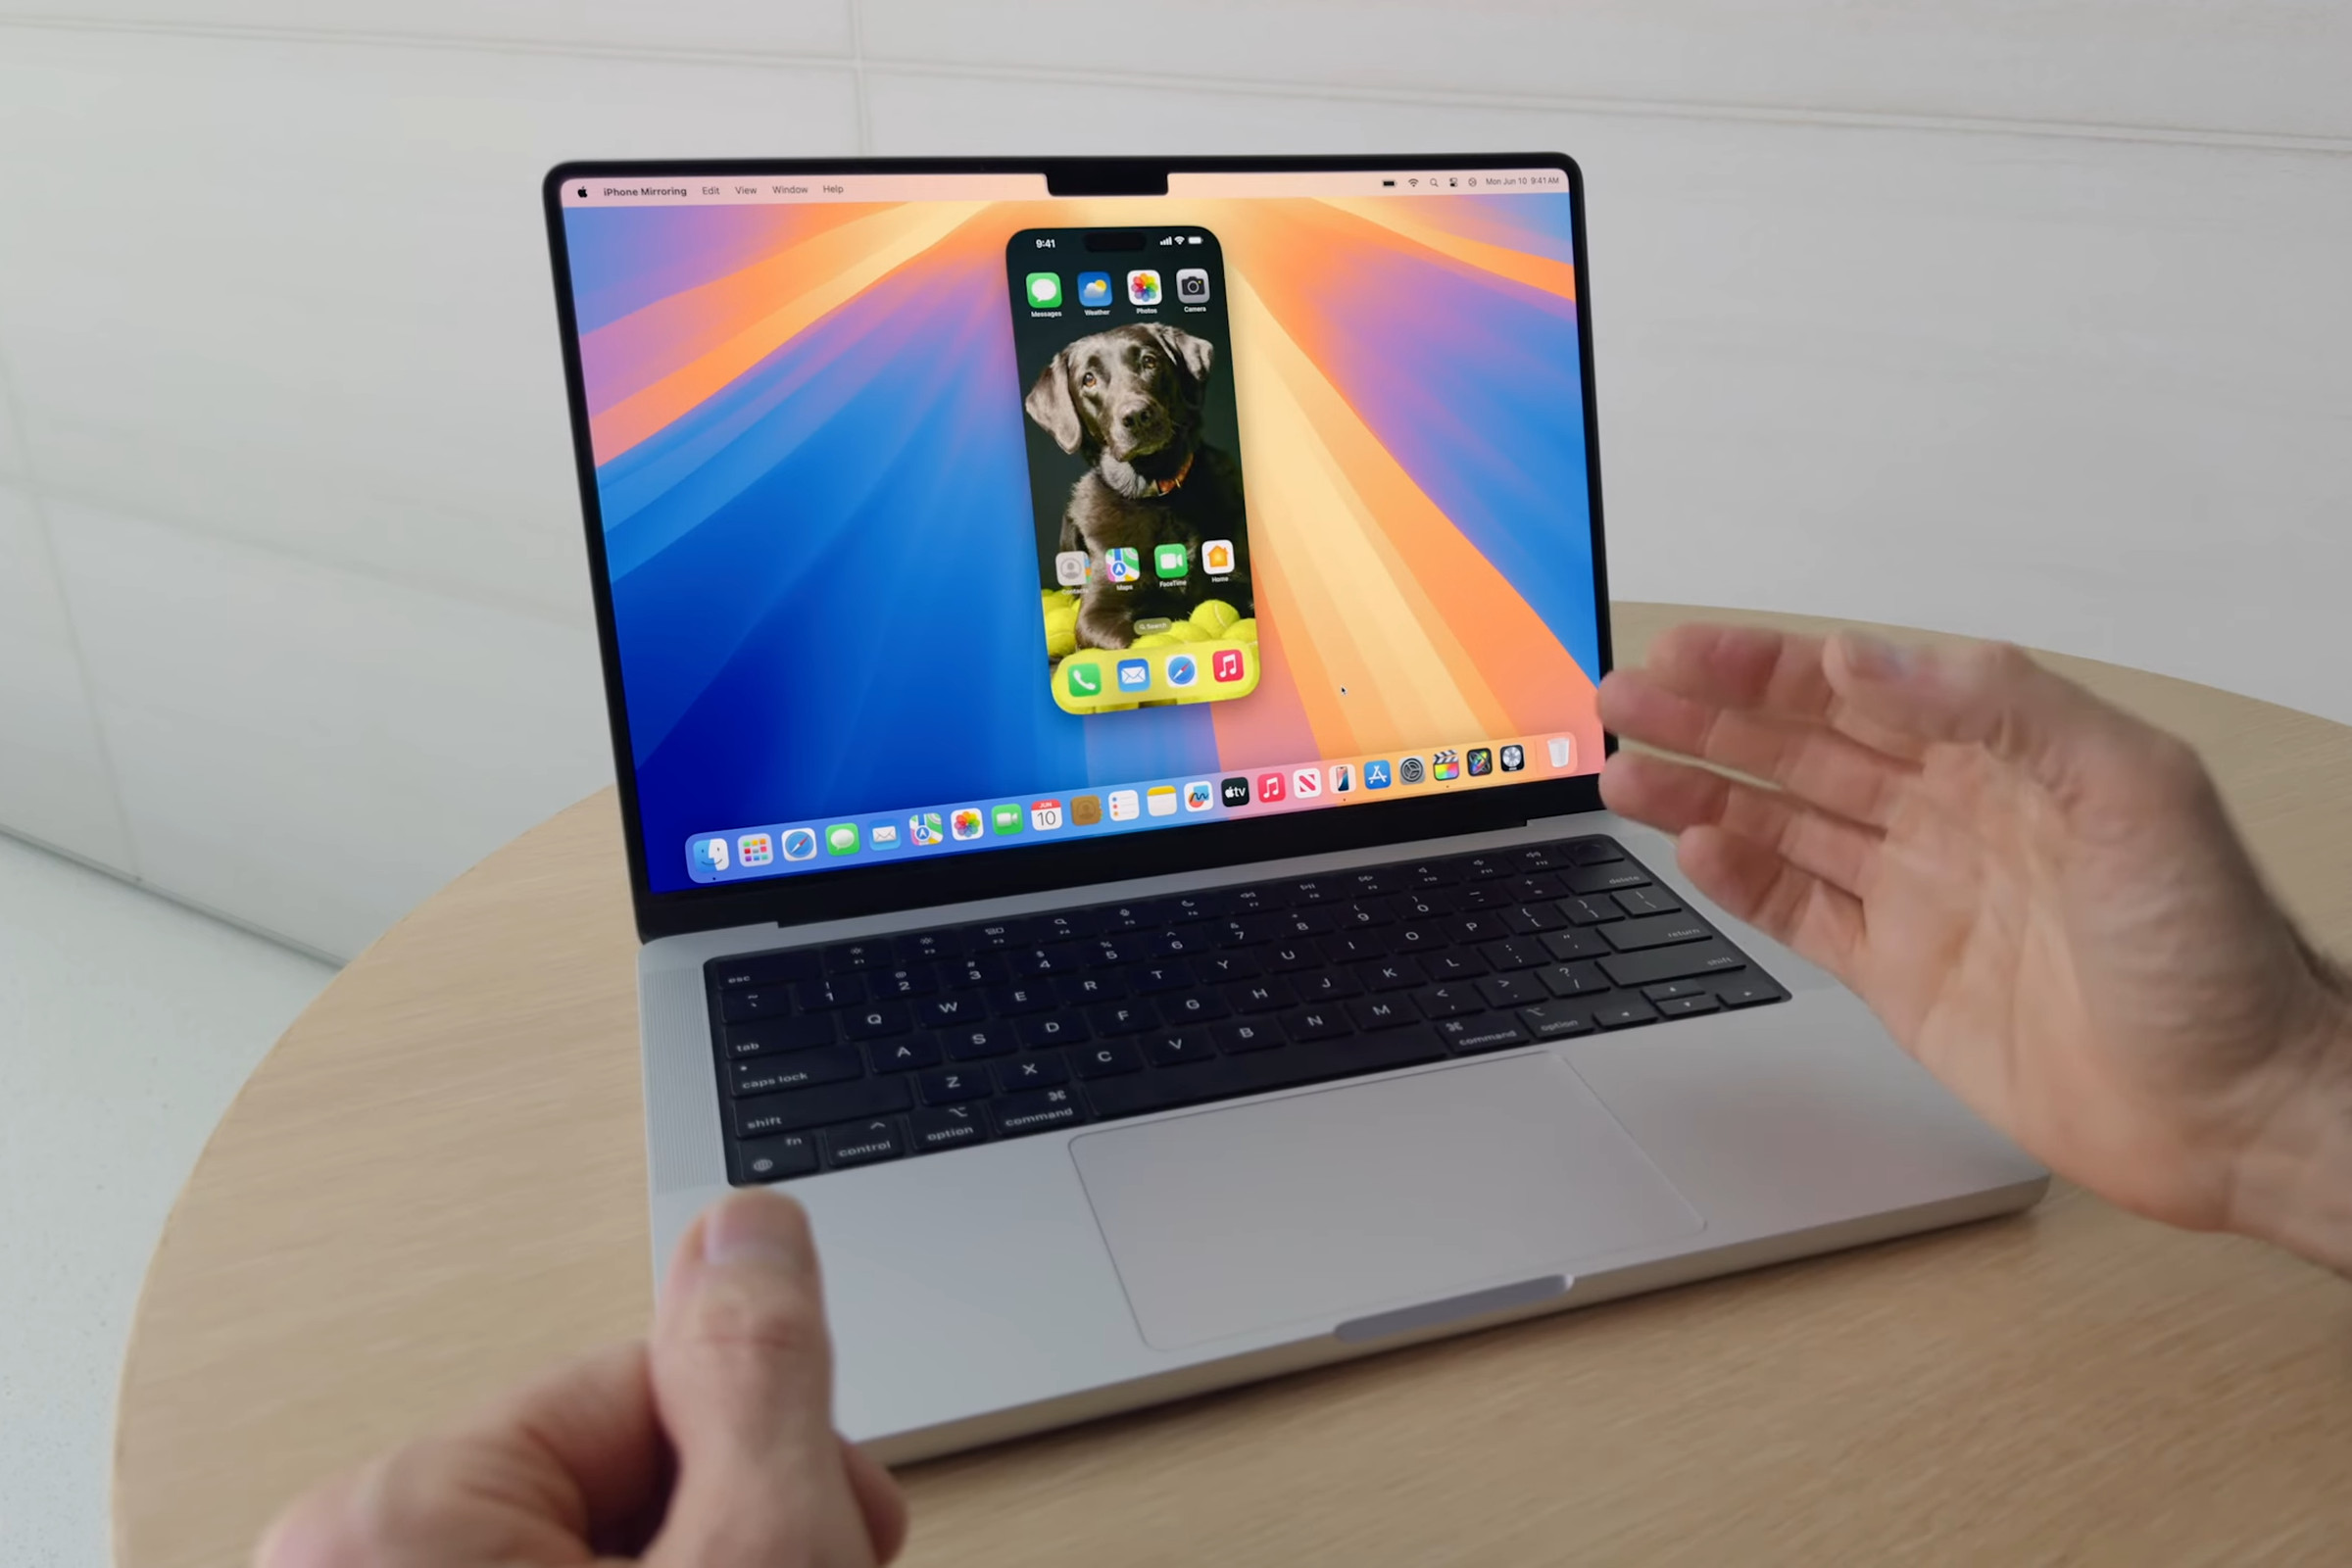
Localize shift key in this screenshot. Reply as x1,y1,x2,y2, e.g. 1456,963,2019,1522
732,1075,911,1139
1598,940,1748,990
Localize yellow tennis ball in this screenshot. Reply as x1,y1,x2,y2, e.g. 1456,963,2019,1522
1161,620,1206,643
1227,617,1257,643
1190,600,1240,637
1046,622,1077,658
1129,633,1175,648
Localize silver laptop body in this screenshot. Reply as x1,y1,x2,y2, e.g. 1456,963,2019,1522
545,154,2045,1462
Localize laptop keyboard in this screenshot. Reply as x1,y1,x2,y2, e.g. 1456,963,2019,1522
705,834,1788,1185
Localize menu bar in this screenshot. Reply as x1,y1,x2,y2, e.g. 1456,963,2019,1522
559,168,1566,209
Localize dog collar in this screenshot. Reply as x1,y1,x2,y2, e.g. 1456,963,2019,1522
1150,451,1196,496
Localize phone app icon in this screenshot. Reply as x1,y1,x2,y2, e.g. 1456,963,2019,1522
736,832,773,866
1126,269,1161,305
1184,781,1215,812
1330,763,1353,795
1077,270,1111,307
1364,760,1393,790
951,808,985,841
1107,789,1140,821
1175,267,1211,304
1547,735,1576,770
1104,547,1141,584
1165,654,1198,688
692,836,730,874
1211,647,1245,683
1116,659,1152,692
990,804,1022,836
868,822,901,850
1025,271,1062,309
1433,749,1461,781
1220,776,1251,807
1030,799,1064,830
825,823,858,856
1201,538,1235,574
1291,766,1322,799
1467,747,1493,777
1065,661,1102,699
1257,772,1286,804
781,827,819,861
1500,744,1526,772
1147,784,1178,817
909,812,945,847
1071,794,1103,825
1054,550,1091,586
1153,541,1189,579
1398,757,1426,785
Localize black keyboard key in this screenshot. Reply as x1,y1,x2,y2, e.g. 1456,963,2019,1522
942,954,1010,988
1478,936,1550,972
1438,1015,1530,1054
895,929,964,964
1158,991,1230,1026
823,1118,905,1168
1598,941,1748,990
1656,994,1722,1018
1019,1014,1091,1049
1504,873,1569,902
1518,1001,1594,1040
1143,1028,1216,1067
1272,907,1337,938
1349,996,1419,1030
1415,983,1484,1018
1283,1005,1352,1041
1331,901,1394,930
993,1085,1087,1137
793,975,865,1010
1567,862,1652,895
1592,997,1660,1030
1714,976,1788,1007
1340,868,1398,897
1317,932,1387,965
965,920,1021,950
712,950,819,990
1642,979,1714,1002
722,1015,836,1058
1613,886,1683,918
908,1104,989,1152
731,1046,862,1098
736,1133,820,1182
841,1001,913,1041
1446,911,1510,944
1095,902,1154,931
1072,1040,1145,1078
1287,877,1342,905
1423,950,1489,981
1454,854,1513,880
1539,961,1611,998
1603,915,1715,952
1222,883,1290,913
1476,972,1548,1008
1127,961,1191,994
1357,956,1424,992
1507,845,1560,872
915,994,985,1028
1502,902,1568,935
1227,978,1294,1013
988,983,1055,1016
1190,951,1260,984
1213,1017,1287,1054
821,940,894,973
733,1076,911,1139
1263,941,1322,973
1400,859,1462,888
866,1036,940,1073
1146,926,1214,959
1084,1025,1446,1119
1054,971,1127,1004
1565,838,1624,866
1555,896,1620,927
718,986,794,1023
918,1065,994,1104
1021,910,1102,944
939,1023,1017,1060
994,1054,1069,1091
1452,882,1512,910
1541,928,1611,961
1289,966,1362,1004
1088,1000,1154,1036
1392,889,1455,921
1387,924,1447,956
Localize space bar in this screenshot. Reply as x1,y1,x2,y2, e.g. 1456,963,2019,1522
1083,1024,1447,1120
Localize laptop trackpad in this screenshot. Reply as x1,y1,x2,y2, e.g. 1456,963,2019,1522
1069,1053,1704,1350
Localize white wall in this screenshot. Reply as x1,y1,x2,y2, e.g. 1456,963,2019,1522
1,4,2345,959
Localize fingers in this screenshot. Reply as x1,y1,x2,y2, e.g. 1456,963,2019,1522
1601,750,1882,900
466,1342,670,1552
1599,665,1915,829
842,1439,911,1563
649,1189,894,1567
1677,824,1867,982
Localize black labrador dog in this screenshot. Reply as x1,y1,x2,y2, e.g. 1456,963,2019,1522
1024,322,1250,651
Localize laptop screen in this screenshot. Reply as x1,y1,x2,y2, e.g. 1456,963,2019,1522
554,165,1602,896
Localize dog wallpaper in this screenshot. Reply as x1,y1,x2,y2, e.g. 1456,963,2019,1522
566,192,1603,890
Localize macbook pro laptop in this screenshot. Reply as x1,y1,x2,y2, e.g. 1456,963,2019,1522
541,153,2045,1461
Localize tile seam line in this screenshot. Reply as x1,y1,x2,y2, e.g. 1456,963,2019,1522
0,823,344,966
1,15,2348,158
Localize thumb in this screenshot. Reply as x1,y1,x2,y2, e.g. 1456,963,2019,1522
1825,631,2162,801
646,1190,891,1567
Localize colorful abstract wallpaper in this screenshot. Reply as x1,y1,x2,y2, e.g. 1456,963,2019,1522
564,190,1603,891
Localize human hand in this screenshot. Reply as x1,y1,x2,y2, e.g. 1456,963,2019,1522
257,1189,907,1567
1599,624,2352,1269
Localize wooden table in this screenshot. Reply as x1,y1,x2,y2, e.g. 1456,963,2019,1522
116,605,2352,1567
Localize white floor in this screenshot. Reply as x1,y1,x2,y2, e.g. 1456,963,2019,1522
0,834,334,1568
